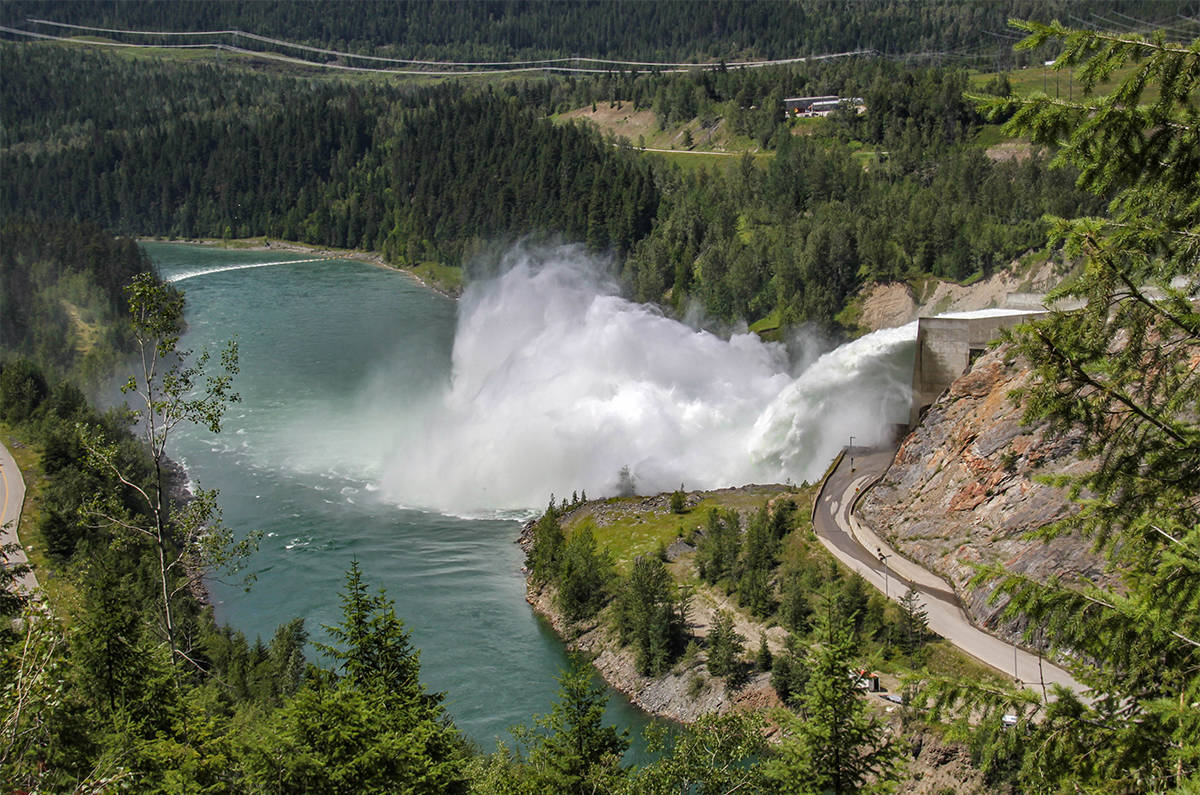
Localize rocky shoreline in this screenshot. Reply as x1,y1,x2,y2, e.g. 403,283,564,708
516,501,780,727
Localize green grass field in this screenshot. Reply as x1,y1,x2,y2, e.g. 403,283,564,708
566,486,810,572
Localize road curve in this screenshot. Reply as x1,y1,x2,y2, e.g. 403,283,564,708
812,446,1085,698
1,439,39,598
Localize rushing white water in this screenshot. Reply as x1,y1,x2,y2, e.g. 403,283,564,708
165,257,331,283
375,245,931,513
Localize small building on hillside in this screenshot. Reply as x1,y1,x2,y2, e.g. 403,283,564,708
783,95,864,116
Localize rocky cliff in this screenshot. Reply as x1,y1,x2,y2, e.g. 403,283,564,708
859,345,1107,644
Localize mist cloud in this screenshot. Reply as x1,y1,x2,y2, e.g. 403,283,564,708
374,245,918,514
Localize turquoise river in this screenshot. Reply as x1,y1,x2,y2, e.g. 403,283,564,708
142,242,654,754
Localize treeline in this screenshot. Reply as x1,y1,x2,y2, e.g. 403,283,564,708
0,239,894,794
625,136,1094,326
2,43,1100,334
525,496,932,707
1,45,656,267
0,217,147,381
3,0,1189,65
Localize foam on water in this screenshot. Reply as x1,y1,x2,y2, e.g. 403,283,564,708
375,245,945,512
165,257,330,283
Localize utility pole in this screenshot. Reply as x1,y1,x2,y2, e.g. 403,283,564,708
876,547,891,598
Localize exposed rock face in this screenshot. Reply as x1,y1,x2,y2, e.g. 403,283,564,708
860,346,1106,641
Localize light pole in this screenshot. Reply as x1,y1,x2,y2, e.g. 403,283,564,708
849,435,856,472
876,547,891,598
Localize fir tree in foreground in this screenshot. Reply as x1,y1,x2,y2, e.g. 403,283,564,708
930,20,1200,792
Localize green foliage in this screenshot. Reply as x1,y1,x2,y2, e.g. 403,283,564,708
756,633,773,672
766,587,902,793
945,20,1200,793
0,218,146,382
556,523,616,623
242,676,469,794
484,661,630,795
317,560,422,695
624,711,771,795
0,358,47,423
527,501,565,585
771,635,811,708
613,555,688,676
706,609,745,679
78,272,253,685
736,506,778,617
896,585,930,659
244,562,468,793
696,507,741,586
669,487,687,514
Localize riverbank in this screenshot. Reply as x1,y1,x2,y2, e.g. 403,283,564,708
518,487,993,792
137,237,464,299
517,486,795,726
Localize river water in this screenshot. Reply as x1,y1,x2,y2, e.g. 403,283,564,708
143,240,937,755
143,242,654,752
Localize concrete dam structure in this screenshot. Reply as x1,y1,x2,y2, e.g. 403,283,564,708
909,312,1043,427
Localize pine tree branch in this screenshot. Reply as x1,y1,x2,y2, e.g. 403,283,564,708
1029,324,1190,447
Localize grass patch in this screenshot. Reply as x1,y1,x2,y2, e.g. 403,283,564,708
409,260,464,294
0,423,82,619
833,297,865,336
970,61,1155,104
646,149,769,174
568,487,804,573
973,123,1011,148
788,116,828,135
922,640,1012,689
749,309,782,340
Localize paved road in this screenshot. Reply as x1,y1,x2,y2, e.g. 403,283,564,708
1,439,39,598
813,447,1085,698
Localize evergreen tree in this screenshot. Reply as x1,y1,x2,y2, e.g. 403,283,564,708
613,555,687,676
736,506,778,617
523,661,630,795
248,563,467,793
952,21,1200,792
896,585,929,658
696,508,740,586
706,609,745,679
556,524,615,622
771,635,811,709
766,587,902,793
527,502,565,585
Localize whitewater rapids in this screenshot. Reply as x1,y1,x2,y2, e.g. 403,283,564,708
372,245,953,514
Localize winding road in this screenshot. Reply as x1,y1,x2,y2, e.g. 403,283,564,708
813,446,1085,697
1,439,39,598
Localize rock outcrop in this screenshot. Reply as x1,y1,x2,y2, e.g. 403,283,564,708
860,345,1107,642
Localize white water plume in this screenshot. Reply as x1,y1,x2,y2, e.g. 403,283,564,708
166,257,330,283
376,246,924,513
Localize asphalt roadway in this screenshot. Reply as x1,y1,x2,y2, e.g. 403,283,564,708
1,439,38,598
812,446,1085,698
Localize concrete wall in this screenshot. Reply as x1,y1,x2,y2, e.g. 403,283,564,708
909,313,1041,426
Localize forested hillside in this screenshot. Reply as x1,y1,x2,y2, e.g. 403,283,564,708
3,0,1195,65
0,218,147,381
1,42,1100,332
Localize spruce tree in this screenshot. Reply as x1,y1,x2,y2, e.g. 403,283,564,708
766,587,901,794
949,21,1200,791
